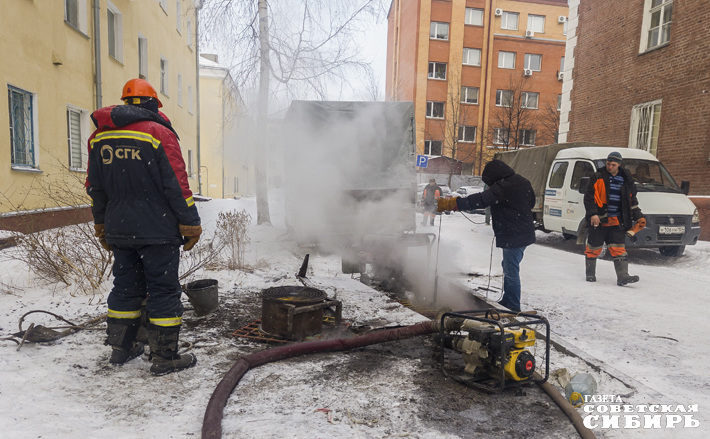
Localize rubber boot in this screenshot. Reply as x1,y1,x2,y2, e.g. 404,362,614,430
106,318,145,365
585,258,596,282
614,257,639,286
147,324,197,376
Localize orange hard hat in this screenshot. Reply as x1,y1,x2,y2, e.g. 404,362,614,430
121,78,163,108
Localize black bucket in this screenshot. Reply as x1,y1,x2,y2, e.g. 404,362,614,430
185,279,219,316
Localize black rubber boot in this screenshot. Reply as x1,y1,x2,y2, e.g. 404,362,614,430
585,257,596,282
147,324,196,376
614,257,639,286
106,318,145,365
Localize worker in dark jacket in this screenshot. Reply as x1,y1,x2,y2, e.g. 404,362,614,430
421,178,442,226
86,79,202,376
584,151,646,286
437,160,535,312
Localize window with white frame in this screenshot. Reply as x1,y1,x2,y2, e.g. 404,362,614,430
176,0,182,33
493,128,509,145
187,18,193,49
557,94,562,111
187,149,193,177
177,73,183,107
65,0,88,33
527,14,545,33
188,85,194,114
430,22,449,40
107,2,123,62
8,86,36,167
465,8,484,26
458,126,477,143
521,92,539,109
498,51,515,69
67,106,88,171
641,0,672,52
428,62,447,80
426,101,445,118
463,48,481,66
519,129,536,146
496,90,513,107
424,140,442,156
461,87,479,104
501,12,519,30
524,53,542,71
629,100,662,156
160,57,169,95
138,34,148,79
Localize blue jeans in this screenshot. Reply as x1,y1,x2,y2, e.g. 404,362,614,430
499,246,527,312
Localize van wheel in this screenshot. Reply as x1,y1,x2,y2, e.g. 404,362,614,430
659,245,685,257
563,233,576,240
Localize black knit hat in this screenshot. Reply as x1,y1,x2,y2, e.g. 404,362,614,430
607,151,623,164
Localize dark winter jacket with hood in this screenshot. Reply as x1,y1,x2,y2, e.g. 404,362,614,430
85,105,200,246
456,160,536,248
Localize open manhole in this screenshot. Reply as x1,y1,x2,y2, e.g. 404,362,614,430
261,286,328,339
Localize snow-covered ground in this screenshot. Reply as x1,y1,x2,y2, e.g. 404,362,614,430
0,191,707,438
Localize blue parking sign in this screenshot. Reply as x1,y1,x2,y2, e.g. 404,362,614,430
416,155,428,168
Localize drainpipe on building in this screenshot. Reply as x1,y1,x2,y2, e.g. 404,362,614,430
93,0,102,109
195,0,203,195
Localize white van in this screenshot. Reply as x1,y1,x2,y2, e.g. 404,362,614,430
495,143,701,256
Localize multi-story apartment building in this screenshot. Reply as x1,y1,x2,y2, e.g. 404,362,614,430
560,0,709,196
386,0,569,175
198,54,254,199
1,0,198,227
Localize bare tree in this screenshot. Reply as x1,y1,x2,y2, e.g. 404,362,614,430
486,72,540,151
200,0,385,224
537,96,561,146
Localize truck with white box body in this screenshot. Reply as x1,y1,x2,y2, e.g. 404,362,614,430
494,142,701,256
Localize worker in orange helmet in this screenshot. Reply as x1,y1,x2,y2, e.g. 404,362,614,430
86,79,201,375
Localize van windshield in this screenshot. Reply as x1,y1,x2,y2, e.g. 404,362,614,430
592,159,680,192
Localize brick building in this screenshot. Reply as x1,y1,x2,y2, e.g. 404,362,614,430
386,0,569,175
560,0,710,196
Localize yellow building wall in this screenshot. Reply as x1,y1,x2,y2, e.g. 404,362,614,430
0,0,197,214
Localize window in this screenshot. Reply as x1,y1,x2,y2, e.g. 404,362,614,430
549,162,569,188
524,54,542,71
519,129,536,146
430,22,449,40
642,0,672,51
424,140,442,156
67,107,88,171
493,128,509,145
629,100,662,156
496,90,513,107
187,18,193,49
527,14,545,33
560,56,565,73
187,150,193,177
557,94,562,111
465,8,483,26
176,0,182,33
458,126,477,143
426,101,444,119
428,62,447,80
138,34,148,79
563,19,568,36
501,12,519,30
188,85,193,114
570,161,595,190
177,73,183,107
64,0,87,33
521,92,539,109
107,3,123,62
461,87,479,104
498,51,515,69
463,48,481,66
8,86,36,167
160,57,169,96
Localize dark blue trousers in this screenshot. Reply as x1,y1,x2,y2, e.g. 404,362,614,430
108,244,183,320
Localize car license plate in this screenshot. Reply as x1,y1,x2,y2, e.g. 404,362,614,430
659,226,684,234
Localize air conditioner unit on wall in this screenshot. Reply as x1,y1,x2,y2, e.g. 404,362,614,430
558,16,568,23
524,69,533,77
525,30,534,38
558,71,564,81
494,8,503,17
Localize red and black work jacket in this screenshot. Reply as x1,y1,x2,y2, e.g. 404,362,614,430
85,105,200,246
584,167,642,231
